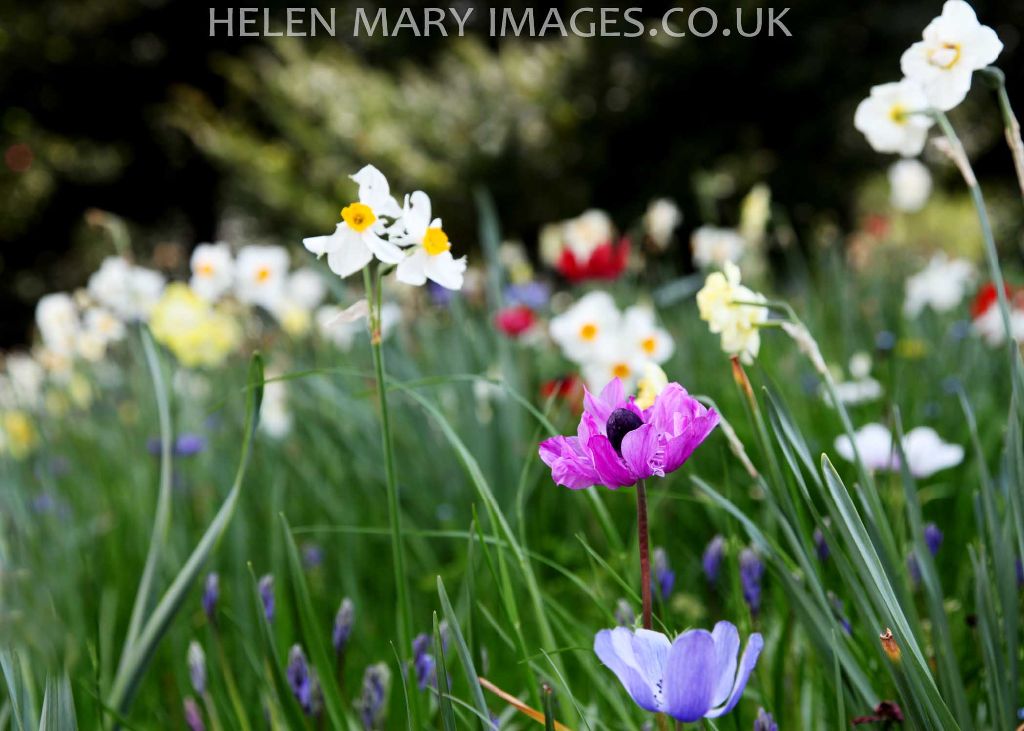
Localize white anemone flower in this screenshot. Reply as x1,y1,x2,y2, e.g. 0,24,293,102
900,0,1002,112
35,293,79,356
87,257,166,321
888,159,933,212
834,423,963,478
549,291,622,364
904,254,974,318
303,165,405,278
854,80,934,156
190,242,235,302
393,191,467,290
691,226,746,270
235,245,290,310
622,305,675,364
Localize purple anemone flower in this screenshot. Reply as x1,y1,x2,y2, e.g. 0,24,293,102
539,379,719,489
594,623,763,723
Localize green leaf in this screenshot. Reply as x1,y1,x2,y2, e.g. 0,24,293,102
38,675,76,731
436,577,490,729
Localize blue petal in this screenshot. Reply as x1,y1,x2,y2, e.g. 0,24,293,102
594,628,662,712
710,622,740,708
664,629,716,722
705,632,764,718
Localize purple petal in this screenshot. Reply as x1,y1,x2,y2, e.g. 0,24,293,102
709,622,740,708
539,436,600,490
630,629,671,698
594,628,660,712
621,424,664,480
705,632,764,718
584,378,626,423
587,435,637,488
664,629,716,722
662,412,720,473
648,383,698,431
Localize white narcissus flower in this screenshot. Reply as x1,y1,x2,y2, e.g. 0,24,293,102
888,159,933,212
900,0,1002,112
259,369,292,439
582,353,646,393
562,209,615,260
834,423,963,478
303,165,405,278
643,198,681,251
622,305,674,364
696,262,768,364
190,242,235,302
691,226,745,270
549,291,622,364
0,354,45,410
393,191,467,291
285,268,327,311
87,257,166,321
854,80,934,156
35,293,79,356
904,254,975,318
83,307,126,346
235,245,290,310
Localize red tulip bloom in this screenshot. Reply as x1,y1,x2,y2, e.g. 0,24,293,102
494,305,536,338
556,237,631,282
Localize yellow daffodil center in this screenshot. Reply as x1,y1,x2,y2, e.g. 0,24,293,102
579,323,598,341
423,227,451,256
255,266,272,284
197,262,215,277
341,202,376,233
612,363,631,379
889,104,908,125
928,42,962,70
641,336,657,355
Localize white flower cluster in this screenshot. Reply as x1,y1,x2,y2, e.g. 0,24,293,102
903,254,975,318
835,423,963,479
548,291,674,391
303,165,466,290
855,1,1002,156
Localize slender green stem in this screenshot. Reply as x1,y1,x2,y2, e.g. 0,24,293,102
934,111,1018,370
981,67,1024,200
636,479,652,631
362,266,419,727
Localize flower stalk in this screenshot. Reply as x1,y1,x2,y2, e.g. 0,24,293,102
636,479,653,630
361,265,420,725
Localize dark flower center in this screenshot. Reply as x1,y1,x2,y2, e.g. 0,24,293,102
606,408,644,454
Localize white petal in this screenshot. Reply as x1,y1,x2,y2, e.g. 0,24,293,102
423,252,467,291
363,231,405,264
396,249,429,286
326,235,374,278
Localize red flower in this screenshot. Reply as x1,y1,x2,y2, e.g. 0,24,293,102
541,374,583,410
494,305,536,338
971,282,1023,319
556,237,631,282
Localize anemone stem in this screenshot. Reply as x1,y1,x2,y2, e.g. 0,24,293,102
636,479,653,630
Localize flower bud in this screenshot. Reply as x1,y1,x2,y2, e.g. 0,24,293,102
879,628,901,662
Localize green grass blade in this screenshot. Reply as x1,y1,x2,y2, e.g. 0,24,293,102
436,576,491,729
38,675,76,731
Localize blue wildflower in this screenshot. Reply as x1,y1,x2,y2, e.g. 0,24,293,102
187,641,206,695
333,598,354,655
202,573,219,623
356,663,390,730
594,622,763,722
923,522,943,556
739,548,765,616
258,574,274,623
652,547,675,602
703,535,726,584
754,707,778,731
615,598,635,627
183,697,205,731
411,633,436,690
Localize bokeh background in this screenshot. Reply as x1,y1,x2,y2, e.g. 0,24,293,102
4,0,1024,345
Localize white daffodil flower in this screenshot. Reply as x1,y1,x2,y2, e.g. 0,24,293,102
888,159,933,212
903,254,974,318
235,245,290,310
691,226,746,270
87,256,166,322
549,291,622,365
303,165,405,279
392,191,466,291
643,199,682,251
696,262,768,364
190,242,235,302
622,305,675,364
854,80,934,156
900,0,1002,112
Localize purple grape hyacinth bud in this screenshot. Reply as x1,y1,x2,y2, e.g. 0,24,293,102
614,598,635,627
651,547,675,602
703,535,726,584
175,433,207,457
202,573,219,623
288,645,319,715
923,522,943,557
302,542,324,569
187,641,206,695
753,707,778,731
739,548,765,615
259,574,274,623
333,598,354,655
411,633,436,690
183,697,205,731
356,662,391,730
907,552,921,586
813,526,830,561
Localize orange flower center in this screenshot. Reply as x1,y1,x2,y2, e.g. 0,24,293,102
579,323,598,341
612,363,631,379
423,227,451,256
641,336,657,354
341,202,376,233
255,266,272,283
